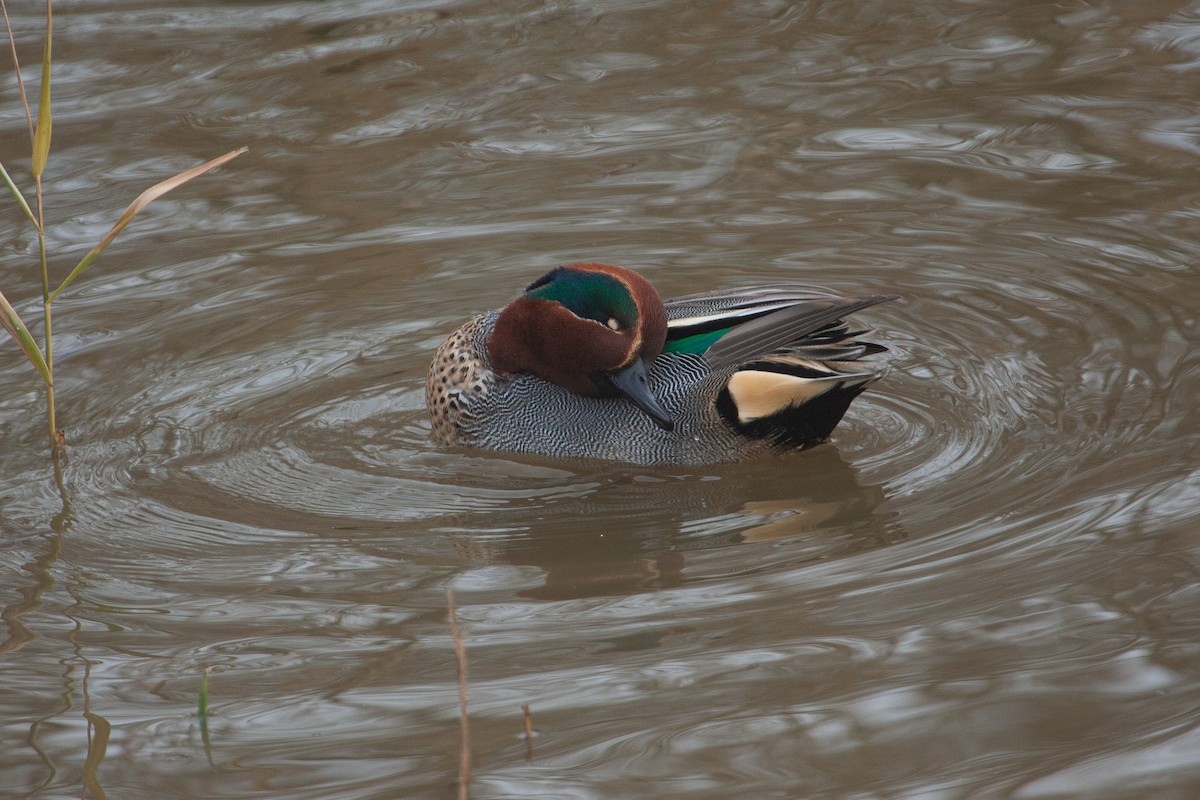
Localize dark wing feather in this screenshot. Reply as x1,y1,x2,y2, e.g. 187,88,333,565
665,285,842,329
702,294,898,370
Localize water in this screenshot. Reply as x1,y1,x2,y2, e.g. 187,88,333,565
3,0,1200,797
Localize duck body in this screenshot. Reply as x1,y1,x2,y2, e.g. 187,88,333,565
426,263,896,466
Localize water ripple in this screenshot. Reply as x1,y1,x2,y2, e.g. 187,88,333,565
5,3,1200,799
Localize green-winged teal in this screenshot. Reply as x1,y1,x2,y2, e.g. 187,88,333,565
426,262,896,465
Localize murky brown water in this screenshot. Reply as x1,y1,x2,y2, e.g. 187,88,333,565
4,1,1200,797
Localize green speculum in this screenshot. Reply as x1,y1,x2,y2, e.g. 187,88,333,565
664,328,729,355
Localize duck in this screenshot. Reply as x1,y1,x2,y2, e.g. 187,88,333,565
426,262,896,465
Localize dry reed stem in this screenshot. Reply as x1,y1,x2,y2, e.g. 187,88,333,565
0,0,35,143
447,589,470,800
522,703,534,762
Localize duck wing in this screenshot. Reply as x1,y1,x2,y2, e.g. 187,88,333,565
664,286,898,370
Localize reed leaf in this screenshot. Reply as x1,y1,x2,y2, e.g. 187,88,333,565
30,5,51,178
0,160,38,228
198,667,210,719
0,289,51,384
49,147,248,302
198,666,215,765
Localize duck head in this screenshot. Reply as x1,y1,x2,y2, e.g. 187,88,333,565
487,262,674,431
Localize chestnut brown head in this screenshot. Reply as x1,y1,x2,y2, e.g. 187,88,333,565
486,262,673,430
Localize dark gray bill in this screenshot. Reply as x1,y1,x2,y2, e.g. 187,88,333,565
603,359,674,432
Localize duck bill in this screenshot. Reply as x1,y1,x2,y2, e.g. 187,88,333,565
603,359,675,432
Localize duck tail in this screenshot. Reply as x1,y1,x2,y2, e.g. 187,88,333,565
715,357,883,448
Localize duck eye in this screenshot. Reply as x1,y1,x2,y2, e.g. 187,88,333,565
606,317,621,331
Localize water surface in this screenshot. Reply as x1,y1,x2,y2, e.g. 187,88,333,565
3,1,1200,798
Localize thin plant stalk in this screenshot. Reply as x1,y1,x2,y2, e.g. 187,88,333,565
447,589,470,800
198,667,216,766
43,290,57,453
0,0,35,144
522,703,534,762
2,0,245,455
35,0,52,443
2,0,57,451
35,2,55,451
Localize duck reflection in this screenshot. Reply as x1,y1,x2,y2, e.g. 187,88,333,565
449,444,900,601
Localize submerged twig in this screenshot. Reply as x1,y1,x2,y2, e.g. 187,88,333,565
447,589,470,800
50,447,71,529
198,666,215,766
522,703,534,762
